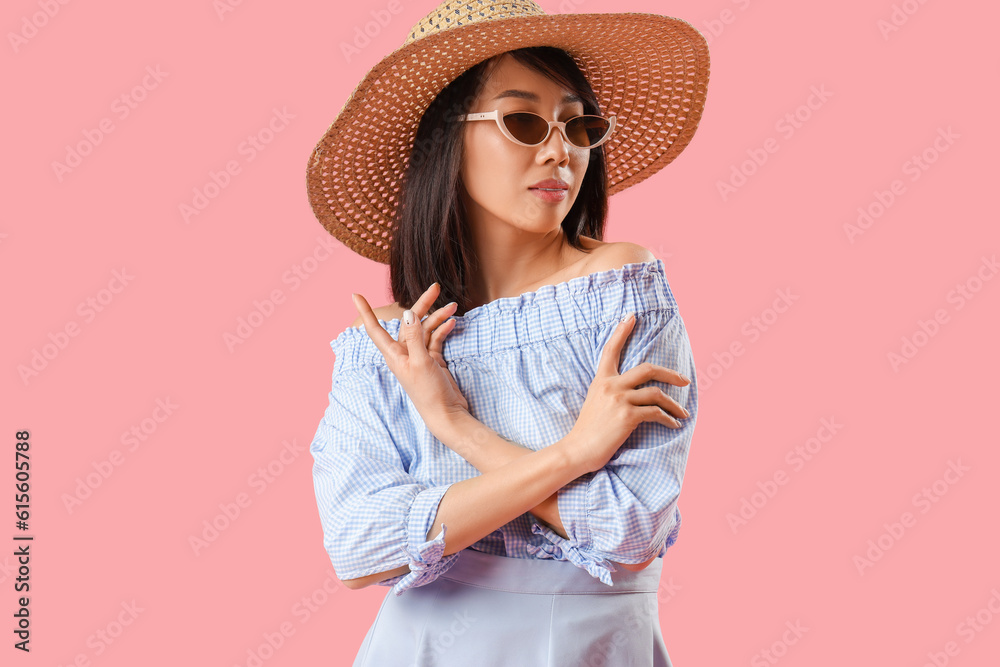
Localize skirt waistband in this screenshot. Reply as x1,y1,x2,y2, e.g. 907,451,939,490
438,549,663,595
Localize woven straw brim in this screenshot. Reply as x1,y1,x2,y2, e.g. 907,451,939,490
306,12,710,265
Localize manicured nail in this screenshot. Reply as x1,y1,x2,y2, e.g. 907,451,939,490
403,309,414,325
620,312,634,323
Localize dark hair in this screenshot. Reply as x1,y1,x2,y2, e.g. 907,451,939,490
388,46,609,316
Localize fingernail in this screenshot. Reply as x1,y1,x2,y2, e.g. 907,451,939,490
680,374,691,384
681,408,690,418
620,312,634,323
403,309,414,325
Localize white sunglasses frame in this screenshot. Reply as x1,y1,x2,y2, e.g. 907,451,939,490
455,110,617,149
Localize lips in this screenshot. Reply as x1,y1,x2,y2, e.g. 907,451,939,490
529,178,569,191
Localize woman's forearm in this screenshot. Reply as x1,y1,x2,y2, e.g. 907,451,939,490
340,430,567,590
425,414,587,555
431,412,658,572
435,415,567,534
346,414,653,589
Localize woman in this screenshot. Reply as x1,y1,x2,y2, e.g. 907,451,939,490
305,1,709,664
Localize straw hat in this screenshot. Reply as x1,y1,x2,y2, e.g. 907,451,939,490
306,0,710,264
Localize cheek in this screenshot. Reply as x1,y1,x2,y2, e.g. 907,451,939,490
462,136,522,198
570,152,590,193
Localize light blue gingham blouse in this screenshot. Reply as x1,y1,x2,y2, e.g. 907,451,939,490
310,258,698,596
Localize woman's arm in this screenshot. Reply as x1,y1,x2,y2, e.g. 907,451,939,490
429,411,660,572
348,413,658,589
343,428,587,589
535,309,697,582
343,280,686,588
423,304,697,584
417,301,691,574
422,424,585,555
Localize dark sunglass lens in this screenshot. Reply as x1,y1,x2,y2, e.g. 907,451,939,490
503,113,548,144
566,116,610,147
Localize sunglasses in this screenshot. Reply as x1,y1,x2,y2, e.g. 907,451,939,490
455,109,617,149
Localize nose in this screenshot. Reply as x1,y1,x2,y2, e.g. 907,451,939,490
537,122,571,163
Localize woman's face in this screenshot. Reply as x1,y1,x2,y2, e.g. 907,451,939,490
459,55,590,238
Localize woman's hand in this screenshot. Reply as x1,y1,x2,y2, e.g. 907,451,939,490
568,312,691,474
351,283,468,435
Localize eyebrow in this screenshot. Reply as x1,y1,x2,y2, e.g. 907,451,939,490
492,89,583,105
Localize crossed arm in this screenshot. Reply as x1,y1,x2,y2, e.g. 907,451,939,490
341,411,658,590
334,272,695,590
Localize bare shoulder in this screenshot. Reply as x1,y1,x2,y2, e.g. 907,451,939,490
579,239,657,275
350,302,405,328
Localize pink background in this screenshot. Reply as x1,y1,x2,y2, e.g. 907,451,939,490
4,0,998,665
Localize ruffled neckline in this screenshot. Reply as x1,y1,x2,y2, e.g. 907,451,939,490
331,258,674,366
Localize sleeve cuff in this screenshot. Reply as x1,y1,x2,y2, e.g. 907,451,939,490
525,521,617,587
527,484,684,585
389,483,459,596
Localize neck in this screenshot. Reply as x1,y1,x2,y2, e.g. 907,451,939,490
466,228,582,308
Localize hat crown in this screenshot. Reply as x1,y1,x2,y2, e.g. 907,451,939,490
404,0,547,46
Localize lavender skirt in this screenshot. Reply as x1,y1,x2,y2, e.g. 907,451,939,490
352,549,673,667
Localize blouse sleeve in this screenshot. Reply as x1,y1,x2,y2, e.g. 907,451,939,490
526,307,698,585
310,362,459,596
